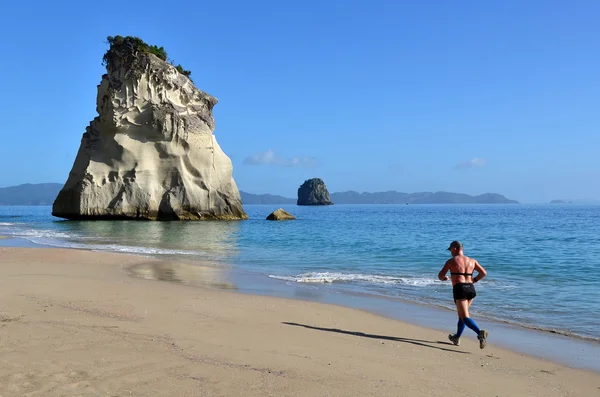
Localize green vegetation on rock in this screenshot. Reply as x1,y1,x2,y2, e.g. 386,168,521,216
174,64,192,78
102,35,192,80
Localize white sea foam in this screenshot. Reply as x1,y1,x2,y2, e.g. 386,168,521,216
30,239,203,257
0,222,15,226
13,229,78,240
269,272,438,286
90,244,203,256
7,227,205,257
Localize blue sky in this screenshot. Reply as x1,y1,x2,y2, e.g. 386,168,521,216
1,0,599,202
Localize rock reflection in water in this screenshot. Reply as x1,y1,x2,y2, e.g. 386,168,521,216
129,261,237,290
53,220,242,260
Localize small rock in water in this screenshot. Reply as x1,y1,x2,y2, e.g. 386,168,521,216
266,208,296,221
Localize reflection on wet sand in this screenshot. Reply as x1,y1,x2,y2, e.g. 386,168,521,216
128,260,237,290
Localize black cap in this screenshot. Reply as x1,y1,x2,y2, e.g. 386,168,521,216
447,240,463,251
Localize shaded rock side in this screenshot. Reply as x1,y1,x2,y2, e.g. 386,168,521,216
297,178,333,206
266,208,296,220
53,44,247,220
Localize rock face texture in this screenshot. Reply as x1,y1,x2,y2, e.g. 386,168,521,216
53,38,247,220
297,178,333,206
266,208,296,221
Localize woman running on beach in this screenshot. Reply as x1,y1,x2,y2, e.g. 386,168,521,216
437,240,488,349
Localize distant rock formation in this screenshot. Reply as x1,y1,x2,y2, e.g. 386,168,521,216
549,199,571,204
297,178,333,206
52,36,247,220
266,208,296,220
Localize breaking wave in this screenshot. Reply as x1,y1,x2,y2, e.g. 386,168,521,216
269,272,439,286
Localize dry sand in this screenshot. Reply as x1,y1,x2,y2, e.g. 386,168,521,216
0,247,598,396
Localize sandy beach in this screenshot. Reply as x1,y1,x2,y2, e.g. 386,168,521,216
0,247,598,396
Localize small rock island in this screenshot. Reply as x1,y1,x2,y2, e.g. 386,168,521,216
52,36,247,220
266,208,296,221
297,178,333,206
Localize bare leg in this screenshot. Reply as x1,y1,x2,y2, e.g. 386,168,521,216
466,299,473,316
455,299,470,319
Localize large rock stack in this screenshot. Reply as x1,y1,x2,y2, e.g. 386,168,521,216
53,36,247,220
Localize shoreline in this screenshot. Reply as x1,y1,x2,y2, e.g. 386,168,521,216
268,273,600,344
2,236,600,373
1,247,599,396
224,266,600,372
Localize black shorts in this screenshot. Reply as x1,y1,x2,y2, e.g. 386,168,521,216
453,283,476,301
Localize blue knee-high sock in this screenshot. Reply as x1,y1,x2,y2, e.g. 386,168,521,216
463,317,481,334
456,319,465,337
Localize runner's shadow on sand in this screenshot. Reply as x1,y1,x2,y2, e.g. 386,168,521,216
282,322,470,354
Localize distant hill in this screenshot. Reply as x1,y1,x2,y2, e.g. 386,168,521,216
239,191,296,205
241,190,518,204
0,183,63,206
0,184,518,206
330,191,519,204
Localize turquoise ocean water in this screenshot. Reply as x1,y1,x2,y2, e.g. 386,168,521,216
1,204,599,346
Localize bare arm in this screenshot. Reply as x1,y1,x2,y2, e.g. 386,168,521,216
438,261,451,281
473,260,487,283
